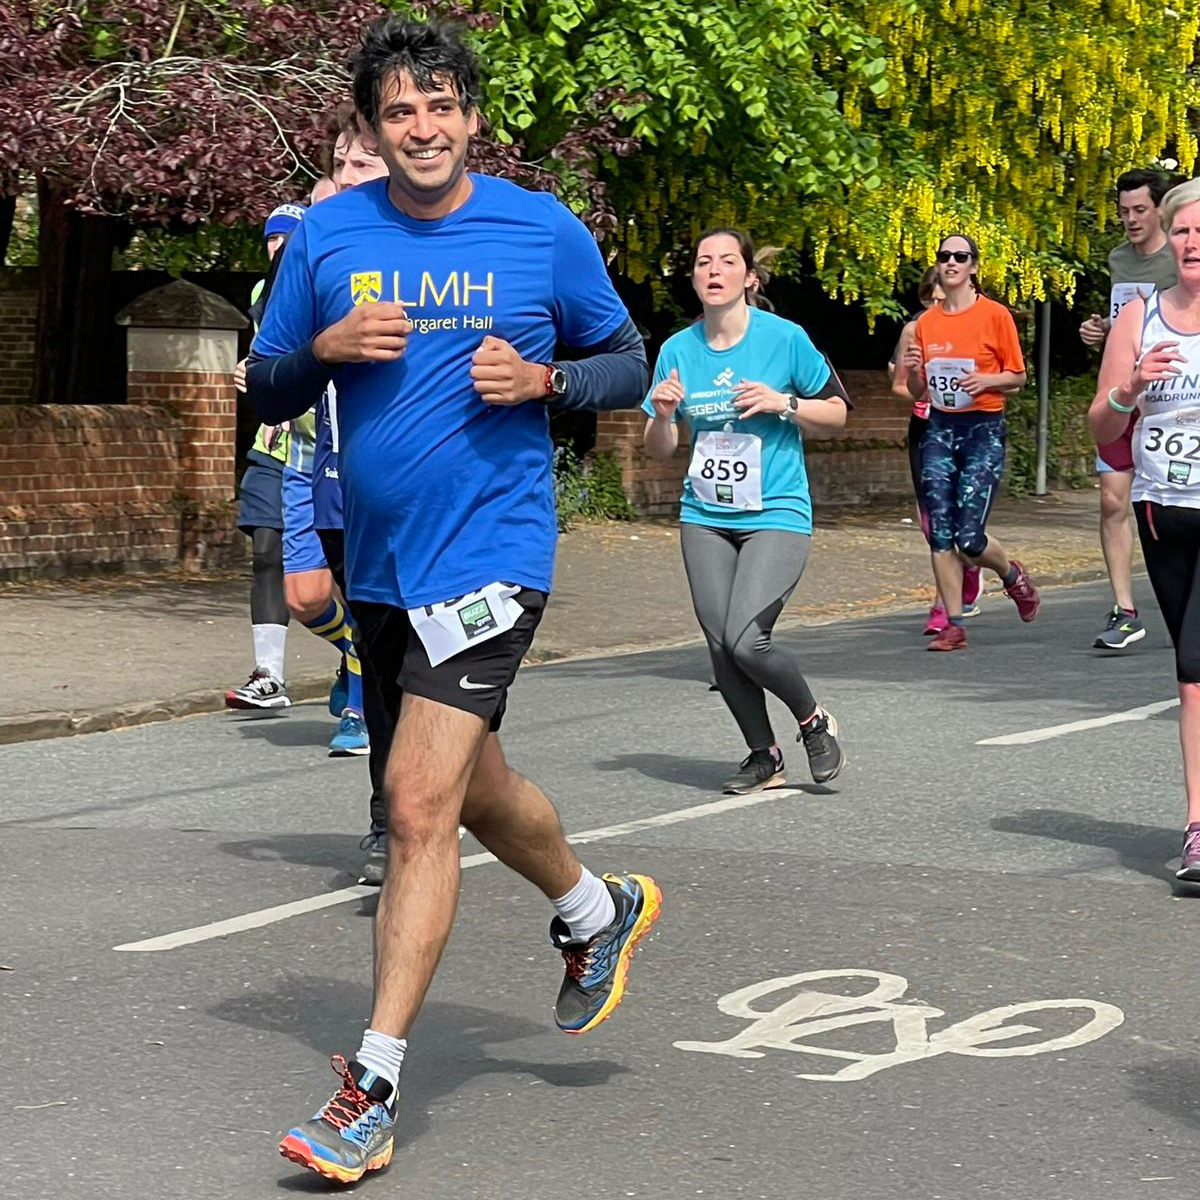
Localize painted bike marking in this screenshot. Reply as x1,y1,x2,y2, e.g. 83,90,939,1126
674,969,1124,1081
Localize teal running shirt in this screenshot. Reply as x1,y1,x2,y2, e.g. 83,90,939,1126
642,309,831,533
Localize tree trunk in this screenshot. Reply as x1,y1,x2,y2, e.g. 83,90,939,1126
32,175,119,404
0,193,15,264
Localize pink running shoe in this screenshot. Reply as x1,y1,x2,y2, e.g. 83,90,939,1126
961,565,983,612
1003,559,1040,622
1178,824,1200,881
924,605,949,636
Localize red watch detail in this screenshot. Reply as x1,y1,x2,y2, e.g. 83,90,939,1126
543,364,554,397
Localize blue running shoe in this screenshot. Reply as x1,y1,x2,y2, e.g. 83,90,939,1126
550,872,662,1034
279,1056,395,1184
328,661,349,718
329,709,369,757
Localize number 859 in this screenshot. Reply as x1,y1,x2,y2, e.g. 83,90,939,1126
700,459,749,482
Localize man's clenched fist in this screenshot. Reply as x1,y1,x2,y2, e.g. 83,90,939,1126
470,335,545,405
314,301,413,364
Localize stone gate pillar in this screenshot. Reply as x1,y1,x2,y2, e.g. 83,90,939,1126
116,280,248,568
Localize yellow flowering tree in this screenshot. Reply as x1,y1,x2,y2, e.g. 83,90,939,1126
482,0,1200,313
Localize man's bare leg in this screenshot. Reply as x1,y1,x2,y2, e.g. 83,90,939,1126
461,732,659,1034
460,733,583,898
1100,470,1136,611
370,694,489,1038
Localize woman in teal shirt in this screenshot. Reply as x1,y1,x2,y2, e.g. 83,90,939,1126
643,227,850,793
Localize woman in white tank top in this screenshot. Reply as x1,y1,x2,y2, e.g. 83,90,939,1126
1091,176,1200,882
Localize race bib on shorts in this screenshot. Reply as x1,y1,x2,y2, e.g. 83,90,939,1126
407,582,523,667
1110,282,1153,323
925,358,976,412
688,429,763,511
1137,407,1200,491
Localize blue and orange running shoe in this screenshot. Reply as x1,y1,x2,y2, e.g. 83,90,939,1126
278,1055,396,1184
550,872,662,1034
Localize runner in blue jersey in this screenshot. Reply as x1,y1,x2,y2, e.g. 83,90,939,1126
247,18,659,1184
643,228,850,794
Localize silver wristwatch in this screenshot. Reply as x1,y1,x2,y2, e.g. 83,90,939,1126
778,395,799,422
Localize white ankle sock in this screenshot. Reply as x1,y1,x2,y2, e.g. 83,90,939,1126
356,1028,406,1094
251,623,287,681
552,868,616,943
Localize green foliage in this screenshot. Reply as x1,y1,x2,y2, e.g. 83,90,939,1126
477,0,1200,314
554,447,636,530
1005,372,1097,496
114,221,267,274
482,0,885,298
16,0,1198,315
5,190,37,266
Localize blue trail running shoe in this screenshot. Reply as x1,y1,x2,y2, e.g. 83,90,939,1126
279,1055,396,1184
328,709,369,757
328,661,349,718
550,872,662,1034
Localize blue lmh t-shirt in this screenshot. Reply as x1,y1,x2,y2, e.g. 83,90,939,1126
254,174,629,607
642,309,832,533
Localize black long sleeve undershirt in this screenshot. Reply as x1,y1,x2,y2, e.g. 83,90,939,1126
245,316,648,425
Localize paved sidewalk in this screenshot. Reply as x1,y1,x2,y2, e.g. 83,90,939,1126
0,488,1131,742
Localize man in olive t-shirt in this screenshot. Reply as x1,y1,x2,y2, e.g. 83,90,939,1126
1079,168,1176,652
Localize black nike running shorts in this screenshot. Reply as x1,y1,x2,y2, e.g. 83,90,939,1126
350,588,546,731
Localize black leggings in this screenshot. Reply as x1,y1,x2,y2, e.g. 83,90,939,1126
1134,502,1200,683
317,527,393,829
250,527,288,626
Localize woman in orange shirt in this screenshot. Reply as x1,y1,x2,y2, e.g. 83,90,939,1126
903,233,1041,650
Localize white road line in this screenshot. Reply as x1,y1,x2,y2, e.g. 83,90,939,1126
976,698,1180,746
113,787,804,952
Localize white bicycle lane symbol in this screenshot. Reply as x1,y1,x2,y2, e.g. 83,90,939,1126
673,970,1124,1081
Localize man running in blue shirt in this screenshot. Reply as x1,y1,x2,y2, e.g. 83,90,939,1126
248,17,659,1184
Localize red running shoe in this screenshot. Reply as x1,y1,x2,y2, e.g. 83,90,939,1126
1003,559,1040,622
928,624,968,651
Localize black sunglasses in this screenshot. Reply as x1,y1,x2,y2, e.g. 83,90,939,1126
936,250,974,264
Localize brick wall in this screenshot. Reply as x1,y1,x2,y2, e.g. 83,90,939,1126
0,398,239,579
127,370,236,501
807,369,913,506
0,268,37,406
597,368,915,515
0,405,184,575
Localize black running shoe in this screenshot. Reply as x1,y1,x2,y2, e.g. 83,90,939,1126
279,1056,396,1184
722,747,785,795
549,872,662,1034
1093,606,1146,651
224,667,291,710
358,825,387,887
798,709,845,783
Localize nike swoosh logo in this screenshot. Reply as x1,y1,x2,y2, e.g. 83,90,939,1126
459,676,493,690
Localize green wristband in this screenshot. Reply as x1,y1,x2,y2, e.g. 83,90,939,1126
1107,388,1136,414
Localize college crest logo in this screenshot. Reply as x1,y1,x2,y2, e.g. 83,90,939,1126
350,271,382,306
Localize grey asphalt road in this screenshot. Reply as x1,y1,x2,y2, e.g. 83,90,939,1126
2,579,1196,1200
